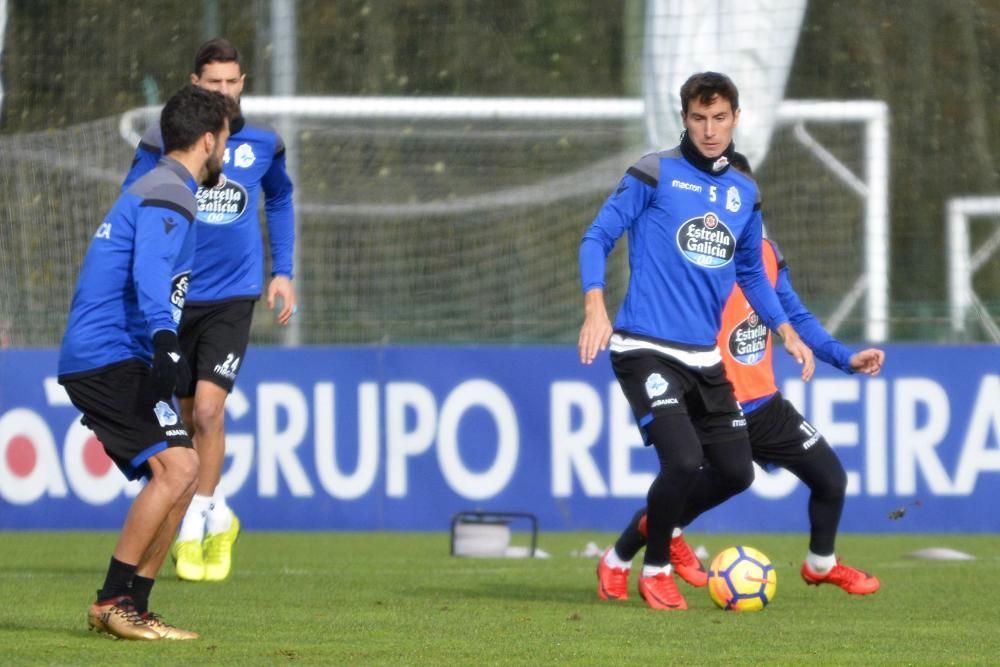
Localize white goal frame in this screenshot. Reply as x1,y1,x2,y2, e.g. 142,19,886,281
947,196,1000,341
120,96,890,342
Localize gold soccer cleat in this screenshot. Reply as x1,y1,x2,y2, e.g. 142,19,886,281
173,539,206,581
203,511,241,582
87,596,160,641
141,611,200,640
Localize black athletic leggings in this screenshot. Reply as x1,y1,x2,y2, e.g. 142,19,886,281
642,413,754,566
617,438,846,562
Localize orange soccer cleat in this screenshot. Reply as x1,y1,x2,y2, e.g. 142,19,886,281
670,534,708,587
596,548,630,601
638,571,688,610
801,559,880,595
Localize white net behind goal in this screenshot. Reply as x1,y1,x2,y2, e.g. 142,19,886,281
0,96,884,346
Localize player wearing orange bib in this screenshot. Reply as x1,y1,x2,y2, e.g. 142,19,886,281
596,153,884,601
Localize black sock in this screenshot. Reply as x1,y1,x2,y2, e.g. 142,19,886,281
129,575,155,614
96,556,137,602
613,508,648,562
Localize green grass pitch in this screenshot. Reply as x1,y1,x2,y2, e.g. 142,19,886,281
1,531,998,665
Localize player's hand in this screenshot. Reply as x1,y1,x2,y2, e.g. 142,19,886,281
777,324,815,382
268,275,297,326
150,330,189,400
850,348,885,375
578,289,612,365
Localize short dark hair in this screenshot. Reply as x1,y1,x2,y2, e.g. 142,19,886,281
680,72,740,114
193,38,241,76
161,84,237,153
730,152,753,177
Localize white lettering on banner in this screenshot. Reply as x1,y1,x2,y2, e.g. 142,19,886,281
314,382,380,500
386,382,437,497
609,384,653,496
550,381,607,497
0,408,67,504
810,379,861,495
5,370,1000,510
953,375,1000,493
865,379,888,495
894,378,952,495
437,380,518,500
219,386,254,497
257,383,313,497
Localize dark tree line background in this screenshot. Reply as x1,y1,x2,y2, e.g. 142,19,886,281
1,0,998,342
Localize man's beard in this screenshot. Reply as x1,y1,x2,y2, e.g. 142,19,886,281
202,154,223,188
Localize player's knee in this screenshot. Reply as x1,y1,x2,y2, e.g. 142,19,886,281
665,450,703,478
706,442,755,493
162,448,199,495
726,462,755,493
193,396,225,433
812,464,847,501
806,445,847,500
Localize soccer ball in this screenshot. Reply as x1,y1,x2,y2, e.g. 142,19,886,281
707,545,777,611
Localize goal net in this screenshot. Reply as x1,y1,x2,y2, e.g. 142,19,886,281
0,96,886,347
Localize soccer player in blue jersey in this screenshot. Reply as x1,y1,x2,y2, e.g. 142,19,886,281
596,153,883,603
578,72,815,610
123,39,297,582
59,84,236,639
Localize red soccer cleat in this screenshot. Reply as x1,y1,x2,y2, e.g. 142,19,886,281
638,514,708,588
596,548,630,601
801,559,881,595
638,571,688,610
670,535,708,587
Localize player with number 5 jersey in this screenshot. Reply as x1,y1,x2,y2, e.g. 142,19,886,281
596,153,884,606
579,71,815,611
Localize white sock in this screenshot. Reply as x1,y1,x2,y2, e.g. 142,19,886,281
642,563,673,578
604,547,632,570
205,490,232,535
806,551,837,574
671,527,683,539
178,494,213,542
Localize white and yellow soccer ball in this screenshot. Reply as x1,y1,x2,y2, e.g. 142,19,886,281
707,545,777,611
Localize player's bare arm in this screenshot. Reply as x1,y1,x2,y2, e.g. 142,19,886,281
578,288,612,365
268,275,297,326
849,348,885,376
776,322,815,381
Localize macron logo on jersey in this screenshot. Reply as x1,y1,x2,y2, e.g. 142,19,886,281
671,179,703,193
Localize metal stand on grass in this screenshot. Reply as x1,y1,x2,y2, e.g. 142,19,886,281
450,511,538,558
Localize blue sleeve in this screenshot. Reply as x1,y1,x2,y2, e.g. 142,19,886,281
579,173,654,292
775,262,855,373
133,203,191,339
261,148,295,278
735,208,788,331
122,144,161,191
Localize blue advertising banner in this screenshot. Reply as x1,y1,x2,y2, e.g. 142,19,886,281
0,345,998,532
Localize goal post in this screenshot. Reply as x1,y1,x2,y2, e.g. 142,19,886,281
947,196,1000,341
